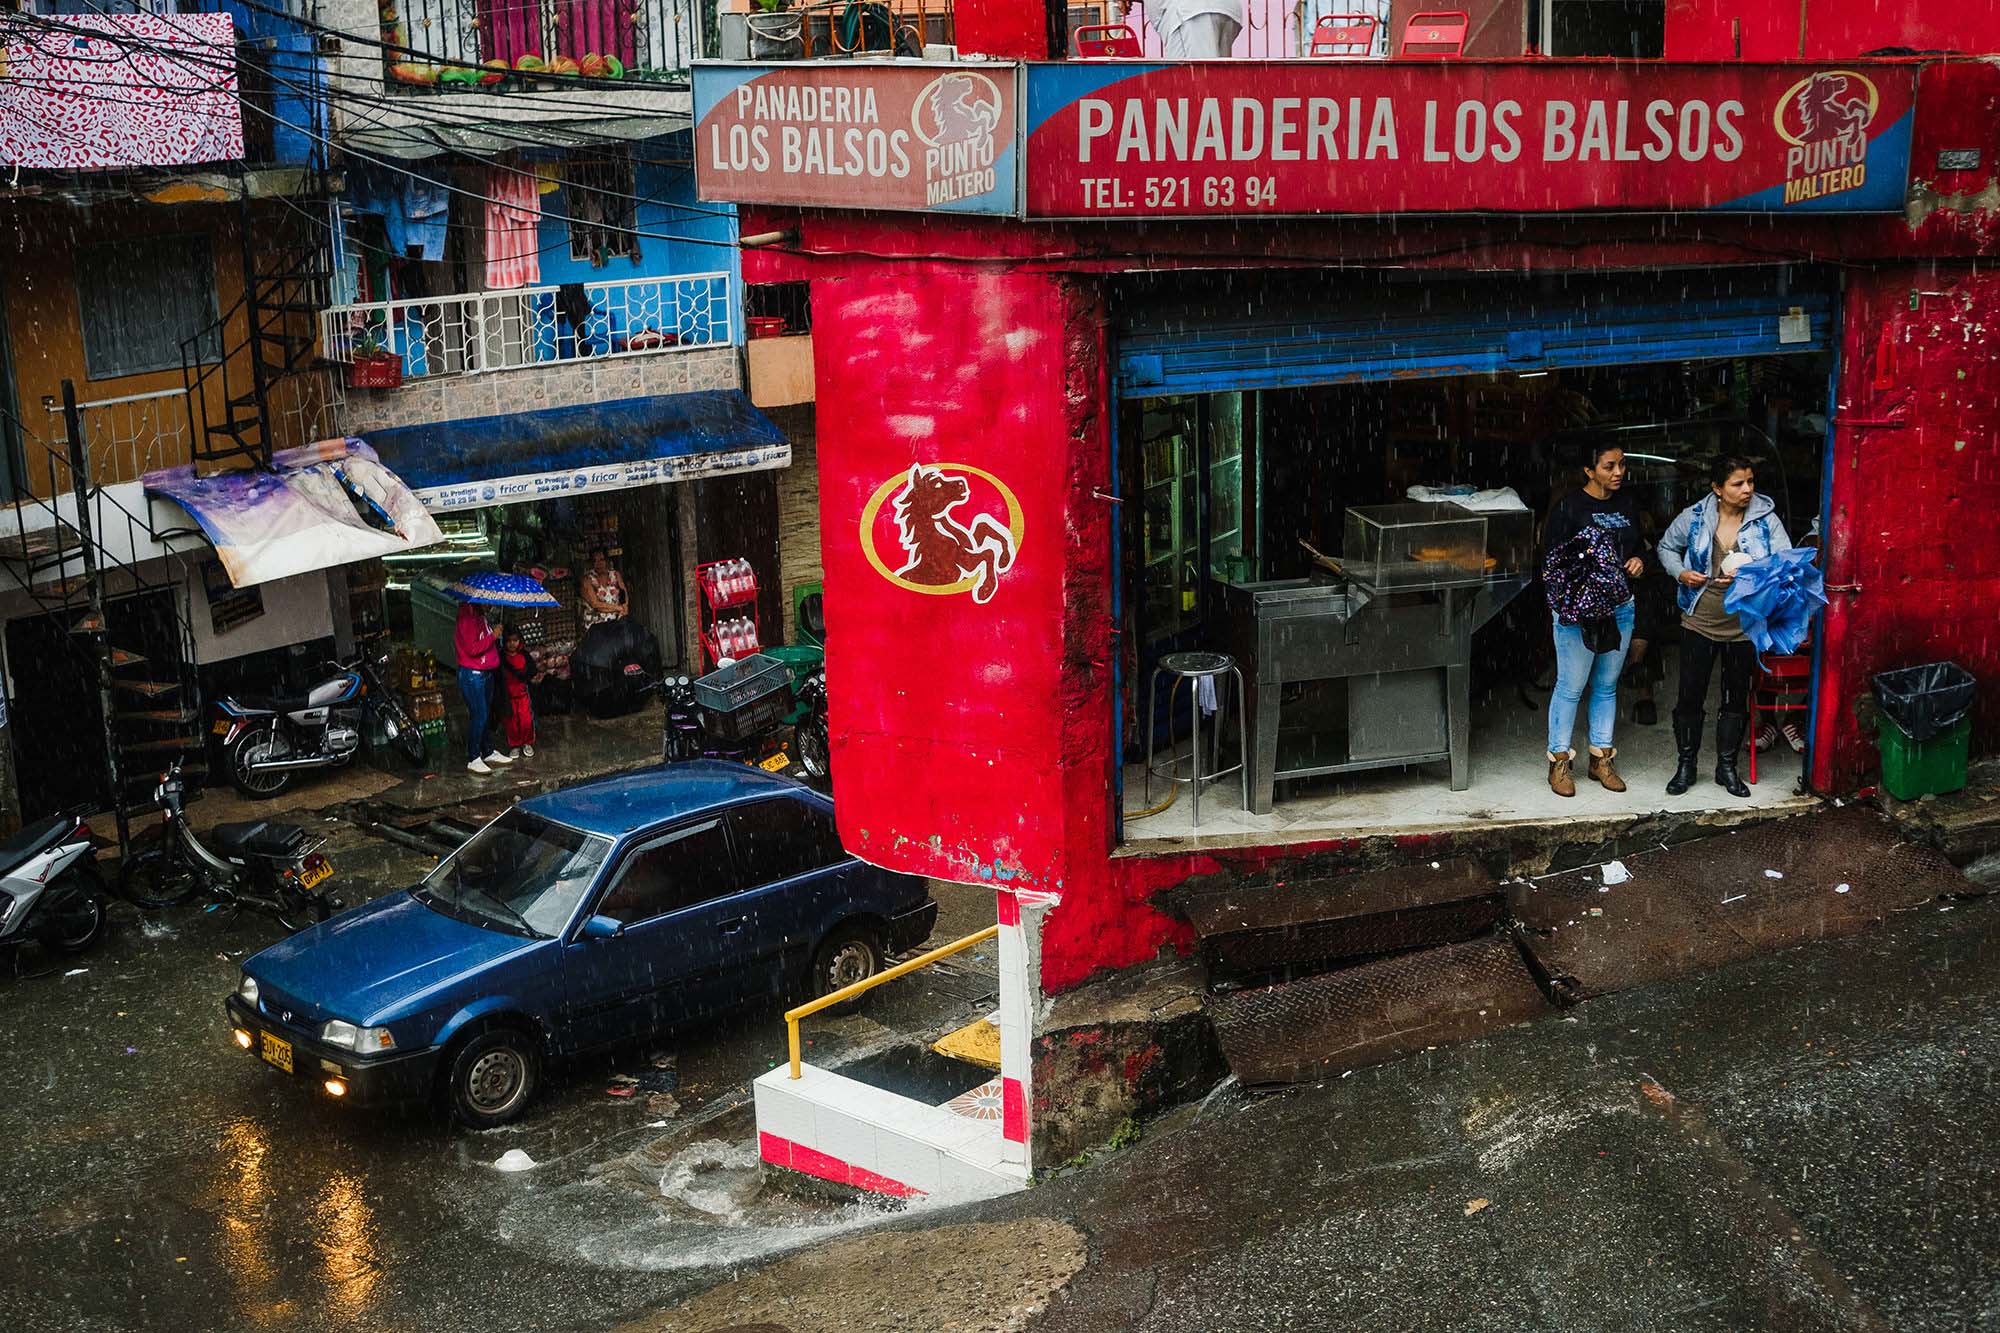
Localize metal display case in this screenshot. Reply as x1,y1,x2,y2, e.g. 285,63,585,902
1222,501,1530,812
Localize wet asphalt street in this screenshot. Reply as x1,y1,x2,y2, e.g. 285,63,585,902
0,810,999,1333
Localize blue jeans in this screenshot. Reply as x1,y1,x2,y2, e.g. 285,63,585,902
1547,599,1635,755
459,667,493,761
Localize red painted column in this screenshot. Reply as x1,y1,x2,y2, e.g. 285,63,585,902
811,266,1110,897
951,0,1049,58
1813,265,2000,791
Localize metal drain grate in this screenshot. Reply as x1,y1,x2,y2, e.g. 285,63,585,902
1208,935,1550,1086
1512,805,1975,1000
1186,858,1503,977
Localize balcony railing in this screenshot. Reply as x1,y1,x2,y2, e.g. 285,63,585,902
386,0,714,86
1113,0,1389,59
319,273,734,382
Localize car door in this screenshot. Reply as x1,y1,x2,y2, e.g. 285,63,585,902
561,817,742,1049
719,793,857,1002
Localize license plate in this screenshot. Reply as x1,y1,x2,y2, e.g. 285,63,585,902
212,719,232,736
758,752,791,773
299,858,332,890
260,1031,293,1073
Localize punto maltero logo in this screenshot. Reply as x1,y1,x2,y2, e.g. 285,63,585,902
1774,70,1879,206
860,463,1022,604
913,71,1003,207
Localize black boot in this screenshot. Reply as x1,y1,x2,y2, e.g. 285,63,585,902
1666,712,1703,795
1715,714,1751,798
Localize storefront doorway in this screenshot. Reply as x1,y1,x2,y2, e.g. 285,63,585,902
1113,268,1834,845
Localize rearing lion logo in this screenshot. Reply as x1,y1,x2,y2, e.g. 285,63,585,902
890,464,1017,604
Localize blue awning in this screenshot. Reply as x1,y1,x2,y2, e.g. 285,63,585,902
359,390,792,514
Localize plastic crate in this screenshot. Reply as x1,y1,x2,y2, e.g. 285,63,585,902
693,653,789,712
1876,713,1971,801
701,683,794,743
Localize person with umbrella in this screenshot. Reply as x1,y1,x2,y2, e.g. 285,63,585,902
445,573,561,775
1657,454,1794,798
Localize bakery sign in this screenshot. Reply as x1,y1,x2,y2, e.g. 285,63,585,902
1023,60,1917,218
694,62,1021,215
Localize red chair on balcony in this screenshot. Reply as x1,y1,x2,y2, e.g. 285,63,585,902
1072,23,1144,58
1747,652,1812,785
1307,14,1378,57
1399,10,1468,57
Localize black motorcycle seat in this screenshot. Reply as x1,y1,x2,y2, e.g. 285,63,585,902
236,692,313,715
0,815,71,875
210,820,313,860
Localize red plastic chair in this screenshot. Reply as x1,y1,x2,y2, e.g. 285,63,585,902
1308,14,1379,57
1072,23,1144,58
1399,9,1468,57
1748,652,1812,784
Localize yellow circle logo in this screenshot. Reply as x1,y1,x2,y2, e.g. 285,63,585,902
860,463,1024,604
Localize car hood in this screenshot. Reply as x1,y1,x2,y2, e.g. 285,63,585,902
246,890,537,1025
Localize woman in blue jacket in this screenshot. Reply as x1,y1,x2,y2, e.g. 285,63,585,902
1656,454,1793,798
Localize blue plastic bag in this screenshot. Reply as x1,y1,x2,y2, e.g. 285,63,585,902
1722,547,1827,655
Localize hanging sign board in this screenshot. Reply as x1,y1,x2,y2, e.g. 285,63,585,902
1023,61,1917,218
694,62,1021,216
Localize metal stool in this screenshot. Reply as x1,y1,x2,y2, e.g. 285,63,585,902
1145,651,1248,828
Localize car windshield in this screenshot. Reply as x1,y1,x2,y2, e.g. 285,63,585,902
415,809,610,938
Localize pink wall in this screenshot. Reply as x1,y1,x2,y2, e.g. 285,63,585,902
1667,1,2000,60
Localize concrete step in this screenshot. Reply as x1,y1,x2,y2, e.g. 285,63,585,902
755,1063,1028,1203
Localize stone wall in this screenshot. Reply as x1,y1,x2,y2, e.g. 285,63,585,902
769,405,821,643
337,347,741,435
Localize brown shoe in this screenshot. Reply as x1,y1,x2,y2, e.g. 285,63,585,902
1588,747,1627,793
1548,751,1576,798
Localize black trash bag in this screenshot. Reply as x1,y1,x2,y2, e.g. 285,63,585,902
572,620,662,718
1872,662,1976,743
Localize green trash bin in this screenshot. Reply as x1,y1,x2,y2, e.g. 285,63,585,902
1875,713,1971,800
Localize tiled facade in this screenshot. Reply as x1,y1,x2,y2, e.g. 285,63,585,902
337,347,741,436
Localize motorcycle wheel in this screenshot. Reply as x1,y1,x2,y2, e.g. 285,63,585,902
119,847,202,909
228,727,295,800
798,715,831,783
44,869,107,954
272,884,331,934
388,711,429,767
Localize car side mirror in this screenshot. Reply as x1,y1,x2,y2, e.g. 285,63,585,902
580,914,624,941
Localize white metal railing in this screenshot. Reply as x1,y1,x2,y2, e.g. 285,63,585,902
1116,0,1391,58
43,387,193,487
318,273,734,383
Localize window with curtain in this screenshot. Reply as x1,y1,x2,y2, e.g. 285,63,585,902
563,151,641,265
75,234,221,380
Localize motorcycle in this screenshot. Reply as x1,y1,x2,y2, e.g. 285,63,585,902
794,667,831,784
216,650,428,799
120,757,341,933
0,810,108,964
660,672,796,773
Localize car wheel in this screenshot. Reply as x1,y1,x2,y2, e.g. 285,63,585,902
445,1028,540,1129
810,924,882,1012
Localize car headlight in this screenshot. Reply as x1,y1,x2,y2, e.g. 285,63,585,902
320,1019,395,1054
237,974,259,1006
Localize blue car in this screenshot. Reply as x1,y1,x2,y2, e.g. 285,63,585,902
223,762,936,1127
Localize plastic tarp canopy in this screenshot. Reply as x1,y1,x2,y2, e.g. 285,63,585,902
144,439,444,588
358,390,791,514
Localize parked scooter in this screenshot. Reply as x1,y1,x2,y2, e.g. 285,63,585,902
0,810,108,964
120,757,340,932
216,650,428,799
660,673,796,772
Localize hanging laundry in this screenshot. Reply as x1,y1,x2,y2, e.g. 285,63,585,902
403,176,449,261
347,167,452,262
485,159,544,291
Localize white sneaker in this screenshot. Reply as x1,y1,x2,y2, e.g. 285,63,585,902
522,744,535,758
485,750,515,765
467,758,492,775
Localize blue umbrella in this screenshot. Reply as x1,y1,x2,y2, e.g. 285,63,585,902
1723,547,1827,656
440,571,560,608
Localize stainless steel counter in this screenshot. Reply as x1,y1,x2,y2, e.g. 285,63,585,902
1220,573,1527,813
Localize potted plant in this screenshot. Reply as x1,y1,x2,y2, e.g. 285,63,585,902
348,329,403,389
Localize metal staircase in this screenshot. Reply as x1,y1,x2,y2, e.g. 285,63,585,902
0,391,204,852
180,187,335,472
